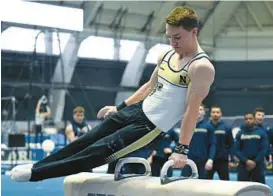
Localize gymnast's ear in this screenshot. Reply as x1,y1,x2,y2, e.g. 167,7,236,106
192,27,198,36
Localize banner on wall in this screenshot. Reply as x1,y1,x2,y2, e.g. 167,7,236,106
1,147,45,162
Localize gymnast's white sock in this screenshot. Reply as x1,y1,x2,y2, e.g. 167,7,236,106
18,163,33,169
10,164,33,182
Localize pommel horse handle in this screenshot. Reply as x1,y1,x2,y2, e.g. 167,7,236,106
160,159,199,185
114,157,198,185
114,157,151,181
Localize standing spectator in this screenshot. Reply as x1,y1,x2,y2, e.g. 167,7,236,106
151,129,179,177
235,113,268,184
253,107,271,168
207,105,234,180
35,95,51,146
266,127,273,171
182,104,216,179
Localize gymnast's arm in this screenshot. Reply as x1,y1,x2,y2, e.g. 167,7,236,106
124,53,163,106
124,67,158,106
97,53,164,118
179,59,215,145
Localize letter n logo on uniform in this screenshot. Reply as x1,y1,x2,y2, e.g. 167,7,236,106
180,75,187,85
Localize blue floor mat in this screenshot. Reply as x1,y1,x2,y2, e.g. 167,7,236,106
1,176,64,196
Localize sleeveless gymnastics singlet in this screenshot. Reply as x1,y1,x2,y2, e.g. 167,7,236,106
142,49,210,132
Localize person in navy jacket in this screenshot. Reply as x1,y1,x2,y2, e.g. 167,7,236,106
207,105,234,180
235,113,269,184
253,107,272,168
182,104,216,179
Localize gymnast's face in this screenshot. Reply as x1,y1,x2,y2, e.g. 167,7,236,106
73,112,84,124
210,107,222,121
166,24,197,55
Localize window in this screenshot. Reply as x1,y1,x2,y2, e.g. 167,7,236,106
1,27,72,55
52,32,72,55
119,40,140,61
2,0,83,31
78,36,114,60
145,44,172,64
1,27,45,53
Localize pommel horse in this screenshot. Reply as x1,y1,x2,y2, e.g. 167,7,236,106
64,158,271,196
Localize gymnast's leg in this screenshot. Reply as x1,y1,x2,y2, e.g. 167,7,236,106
30,120,157,181
10,102,158,182
10,105,135,181
33,116,124,168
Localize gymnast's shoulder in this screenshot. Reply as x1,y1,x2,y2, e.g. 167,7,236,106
188,57,215,84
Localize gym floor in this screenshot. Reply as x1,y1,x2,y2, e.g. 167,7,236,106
2,173,273,196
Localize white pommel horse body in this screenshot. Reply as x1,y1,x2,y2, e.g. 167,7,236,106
64,158,272,196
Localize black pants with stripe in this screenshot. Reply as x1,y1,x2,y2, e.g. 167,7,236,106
30,101,159,181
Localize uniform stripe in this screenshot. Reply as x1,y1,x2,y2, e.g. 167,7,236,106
182,55,211,71
161,49,173,63
158,55,210,88
105,128,162,163
167,52,206,73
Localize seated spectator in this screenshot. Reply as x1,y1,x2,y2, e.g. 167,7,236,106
65,107,92,143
